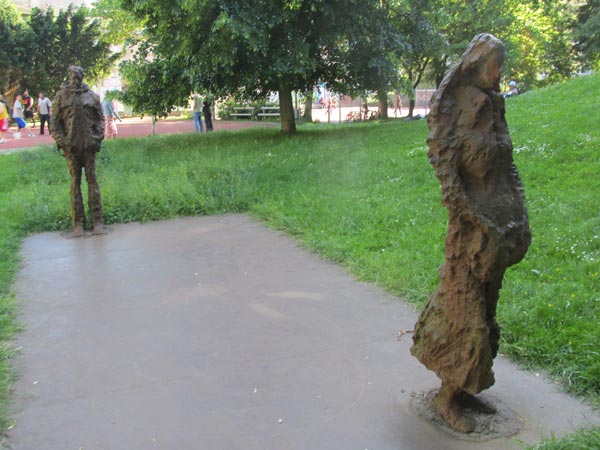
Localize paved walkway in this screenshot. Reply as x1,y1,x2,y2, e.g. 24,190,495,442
0,107,429,154
7,215,600,449
0,118,276,153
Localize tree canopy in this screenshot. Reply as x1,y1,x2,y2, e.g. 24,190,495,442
122,0,388,133
0,3,115,100
0,0,27,93
95,0,594,127
574,0,600,70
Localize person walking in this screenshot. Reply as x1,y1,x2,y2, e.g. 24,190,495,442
0,100,9,144
12,94,35,138
192,94,204,133
102,96,122,139
37,92,52,135
22,89,35,127
393,94,402,117
202,100,213,132
0,95,9,116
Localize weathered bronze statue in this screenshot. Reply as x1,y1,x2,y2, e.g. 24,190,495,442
411,34,531,433
51,66,106,237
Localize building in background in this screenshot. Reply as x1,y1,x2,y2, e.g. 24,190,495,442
12,0,92,14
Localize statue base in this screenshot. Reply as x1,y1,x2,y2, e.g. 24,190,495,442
410,389,522,441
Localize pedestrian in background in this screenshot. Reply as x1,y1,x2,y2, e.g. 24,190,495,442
393,94,402,117
202,100,213,132
22,89,35,127
0,100,9,144
0,95,10,116
37,92,52,135
503,80,519,97
102,96,122,139
192,94,204,133
12,94,35,138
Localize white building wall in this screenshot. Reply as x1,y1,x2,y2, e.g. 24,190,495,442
12,0,92,14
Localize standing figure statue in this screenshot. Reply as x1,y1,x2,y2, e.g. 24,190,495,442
51,66,106,237
410,34,531,433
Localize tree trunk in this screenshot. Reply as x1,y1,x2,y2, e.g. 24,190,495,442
151,116,157,135
433,56,448,89
279,82,296,134
377,90,388,119
303,91,313,122
408,99,415,118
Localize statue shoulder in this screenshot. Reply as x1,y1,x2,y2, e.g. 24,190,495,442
82,91,102,107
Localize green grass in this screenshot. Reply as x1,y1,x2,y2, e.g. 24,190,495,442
525,427,600,450
0,74,598,446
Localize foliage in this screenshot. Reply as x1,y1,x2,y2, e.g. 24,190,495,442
334,2,403,99
25,6,117,97
120,0,388,133
91,0,141,46
428,0,513,86
1,4,116,100
573,0,600,70
503,0,576,89
392,0,447,115
0,0,26,93
428,0,576,90
119,41,191,121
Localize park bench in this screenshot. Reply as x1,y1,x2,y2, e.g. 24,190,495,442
231,106,255,119
257,106,280,118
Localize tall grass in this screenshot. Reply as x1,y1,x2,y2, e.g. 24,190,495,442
0,74,598,444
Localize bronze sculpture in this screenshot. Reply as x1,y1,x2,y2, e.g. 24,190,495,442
51,66,106,237
411,34,531,433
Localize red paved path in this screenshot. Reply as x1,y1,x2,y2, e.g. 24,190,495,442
0,117,276,153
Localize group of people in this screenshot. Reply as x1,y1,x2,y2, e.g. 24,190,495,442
0,89,124,145
0,90,52,144
191,94,214,133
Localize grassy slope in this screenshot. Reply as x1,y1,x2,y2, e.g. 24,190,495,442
501,75,600,398
0,74,598,444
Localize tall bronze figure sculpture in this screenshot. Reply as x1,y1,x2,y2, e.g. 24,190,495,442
411,34,531,433
51,66,106,237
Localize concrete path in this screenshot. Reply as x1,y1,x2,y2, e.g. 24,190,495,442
7,215,599,449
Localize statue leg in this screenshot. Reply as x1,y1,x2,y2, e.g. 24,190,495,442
67,156,85,237
433,381,474,433
84,153,107,235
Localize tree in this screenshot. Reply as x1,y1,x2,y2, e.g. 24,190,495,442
502,0,576,88
122,0,385,134
0,0,27,95
429,0,513,87
393,0,446,117
120,42,192,134
21,6,117,98
91,0,141,46
574,0,600,69
429,0,576,91
332,2,403,119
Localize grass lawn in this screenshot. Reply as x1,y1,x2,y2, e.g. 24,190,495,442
0,73,598,446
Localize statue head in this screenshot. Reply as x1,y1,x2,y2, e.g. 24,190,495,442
68,66,84,87
460,34,505,92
